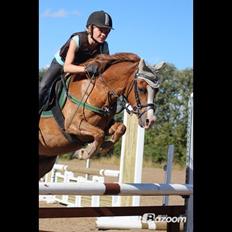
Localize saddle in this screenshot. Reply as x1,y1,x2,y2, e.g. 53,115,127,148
42,77,64,112
41,75,79,143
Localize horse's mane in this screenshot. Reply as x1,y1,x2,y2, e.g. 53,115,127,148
84,52,140,73
95,52,140,63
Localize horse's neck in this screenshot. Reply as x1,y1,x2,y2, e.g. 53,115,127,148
102,62,137,96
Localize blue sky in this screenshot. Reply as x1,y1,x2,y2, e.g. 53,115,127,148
39,0,193,70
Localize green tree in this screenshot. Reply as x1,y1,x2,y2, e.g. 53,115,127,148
144,63,193,165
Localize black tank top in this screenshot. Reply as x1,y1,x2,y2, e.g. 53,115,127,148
59,31,109,65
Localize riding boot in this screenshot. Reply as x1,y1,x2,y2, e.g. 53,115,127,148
39,59,63,114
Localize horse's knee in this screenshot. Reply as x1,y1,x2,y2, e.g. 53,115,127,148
118,124,126,135
108,122,120,134
110,123,126,136
95,130,105,143
108,124,126,143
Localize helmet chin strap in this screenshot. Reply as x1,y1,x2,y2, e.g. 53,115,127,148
88,25,100,44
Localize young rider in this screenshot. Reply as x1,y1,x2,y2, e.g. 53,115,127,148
39,10,113,113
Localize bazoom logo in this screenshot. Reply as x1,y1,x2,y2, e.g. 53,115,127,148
142,213,187,223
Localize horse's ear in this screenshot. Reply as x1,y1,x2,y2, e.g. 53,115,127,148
137,59,160,88
138,59,145,71
154,61,166,71
138,59,154,74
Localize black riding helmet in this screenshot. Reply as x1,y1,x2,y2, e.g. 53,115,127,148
86,10,113,29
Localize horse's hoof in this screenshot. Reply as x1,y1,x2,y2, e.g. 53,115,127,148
75,149,89,160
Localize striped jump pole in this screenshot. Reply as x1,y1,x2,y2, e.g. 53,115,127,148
39,182,193,196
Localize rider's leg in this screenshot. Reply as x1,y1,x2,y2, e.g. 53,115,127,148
39,59,63,113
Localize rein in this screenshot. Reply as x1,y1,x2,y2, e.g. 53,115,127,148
64,75,111,116
64,58,158,118
68,93,110,115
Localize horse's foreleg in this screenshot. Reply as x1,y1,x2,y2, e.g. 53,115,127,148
66,120,105,160
109,122,127,142
99,122,126,154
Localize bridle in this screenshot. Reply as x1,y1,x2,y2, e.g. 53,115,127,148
99,59,160,118
121,68,159,118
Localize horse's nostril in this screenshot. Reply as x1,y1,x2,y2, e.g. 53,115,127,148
146,118,155,127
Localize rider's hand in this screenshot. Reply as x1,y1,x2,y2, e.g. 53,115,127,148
85,63,100,77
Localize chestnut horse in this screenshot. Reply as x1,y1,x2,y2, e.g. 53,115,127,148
39,52,164,180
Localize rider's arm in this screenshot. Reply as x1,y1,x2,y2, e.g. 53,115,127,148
63,39,86,74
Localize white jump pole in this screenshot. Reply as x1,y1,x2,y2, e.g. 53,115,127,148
76,167,119,177
39,164,68,203
85,159,90,180
97,218,156,230
163,144,174,205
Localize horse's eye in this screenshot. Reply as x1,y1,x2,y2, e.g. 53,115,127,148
138,88,147,94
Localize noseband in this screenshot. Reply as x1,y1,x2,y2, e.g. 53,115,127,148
123,82,156,118
122,65,159,118
130,79,156,118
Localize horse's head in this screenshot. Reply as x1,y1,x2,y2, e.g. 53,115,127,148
68,53,165,129
126,58,165,129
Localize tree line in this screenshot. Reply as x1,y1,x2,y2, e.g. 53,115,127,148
39,62,193,166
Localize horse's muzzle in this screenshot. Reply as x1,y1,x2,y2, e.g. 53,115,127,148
139,114,156,129
144,115,156,129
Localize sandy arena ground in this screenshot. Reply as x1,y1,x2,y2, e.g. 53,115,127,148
39,159,186,232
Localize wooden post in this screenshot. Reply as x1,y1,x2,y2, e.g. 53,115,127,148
119,111,145,206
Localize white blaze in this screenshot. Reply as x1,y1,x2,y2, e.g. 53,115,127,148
146,85,155,121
